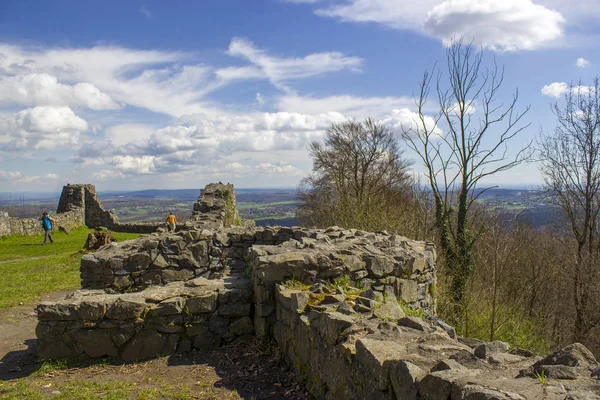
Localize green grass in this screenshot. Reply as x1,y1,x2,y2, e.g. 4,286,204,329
237,201,298,210
0,227,142,310
0,379,226,400
253,213,296,221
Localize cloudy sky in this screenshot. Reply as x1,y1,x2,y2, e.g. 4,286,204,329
0,0,598,192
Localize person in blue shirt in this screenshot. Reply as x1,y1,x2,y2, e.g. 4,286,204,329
41,211,55,245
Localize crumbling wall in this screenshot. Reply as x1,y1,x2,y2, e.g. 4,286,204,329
36,274,253,361
0,208,83,237
272,284,600,399
35,183,600,399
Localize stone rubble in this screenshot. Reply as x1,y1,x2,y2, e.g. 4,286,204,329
34,183,600,399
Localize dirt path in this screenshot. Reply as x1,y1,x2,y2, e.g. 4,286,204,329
0,292,309,399
0,290,69,380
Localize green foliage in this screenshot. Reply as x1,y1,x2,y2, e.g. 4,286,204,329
281,279,311,291
323,275,362,296
32,359,69,376
0,227,141,310
534,369,547,386
437,289,553,355
398,300,428,318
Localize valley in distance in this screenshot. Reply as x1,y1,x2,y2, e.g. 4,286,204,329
0,186,560,229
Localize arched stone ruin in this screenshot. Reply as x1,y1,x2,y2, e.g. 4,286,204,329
35,183,600,399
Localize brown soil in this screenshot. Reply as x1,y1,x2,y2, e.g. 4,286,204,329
0,292,310,399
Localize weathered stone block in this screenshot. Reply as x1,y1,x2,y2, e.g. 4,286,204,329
355,336,410,390
76,329,119,358
390,361,426,400
106,297,147,320
186,292,217,313
397,279,418,303
218,303,251,317
121,330,167,362
36,302,79,321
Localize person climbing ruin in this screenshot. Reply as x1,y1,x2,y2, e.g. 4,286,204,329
166,212,177,232
41,211,55,245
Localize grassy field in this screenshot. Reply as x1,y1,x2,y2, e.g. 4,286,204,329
0,227,141,310
236,200,298,210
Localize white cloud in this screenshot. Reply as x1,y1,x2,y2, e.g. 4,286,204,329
276,94,416,118
0,44,217,117
93,169,125,180
0,170,23,181
110,155,157,174
381,108,442,137
0,40,365,117
541,82,597,98
541,82,569,98
301,0,565,51
256,93,265,107
0,106,88,151
425,0,565,51
227,37,363,93
0,73,120,110
105,123,155,146
0,170,58,183
576,57,591,68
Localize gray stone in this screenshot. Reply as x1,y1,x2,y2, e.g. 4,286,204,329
397,279,418,303
431,359,466,372
106,297,147,320
186,292,217,313
459,384,526,400
458,337,485,349
355,336,410,390
36,302,79,321
373,302,405,322
291,291,310,313
230,316,254,335
474,341,510,359
533,343,597,370
318,311,355,346
399,316,429,331
161,269,194,283
218,303,251,317
121,330,167,362
77,301,107,320
430,317,456,339
365,255,394,278
390,361,426,400
76,330,119,358
149,297,185,316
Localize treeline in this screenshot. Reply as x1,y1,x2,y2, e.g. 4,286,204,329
296,40,600,357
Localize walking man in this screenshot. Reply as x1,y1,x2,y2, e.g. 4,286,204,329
166,212,177,232
41,211,55,245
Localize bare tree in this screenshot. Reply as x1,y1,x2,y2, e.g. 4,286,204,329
401,39,531,306
297,118,415,233
537,78,600,343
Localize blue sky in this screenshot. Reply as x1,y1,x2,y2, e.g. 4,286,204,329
0,0,598,192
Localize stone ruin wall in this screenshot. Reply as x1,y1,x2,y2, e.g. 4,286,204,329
0,208,84,237
35,183,600,400
0,182,235,237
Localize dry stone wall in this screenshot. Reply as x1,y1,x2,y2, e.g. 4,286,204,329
35,182,600,399
0,208,83,237
36,274,253,361
272,285,600,399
